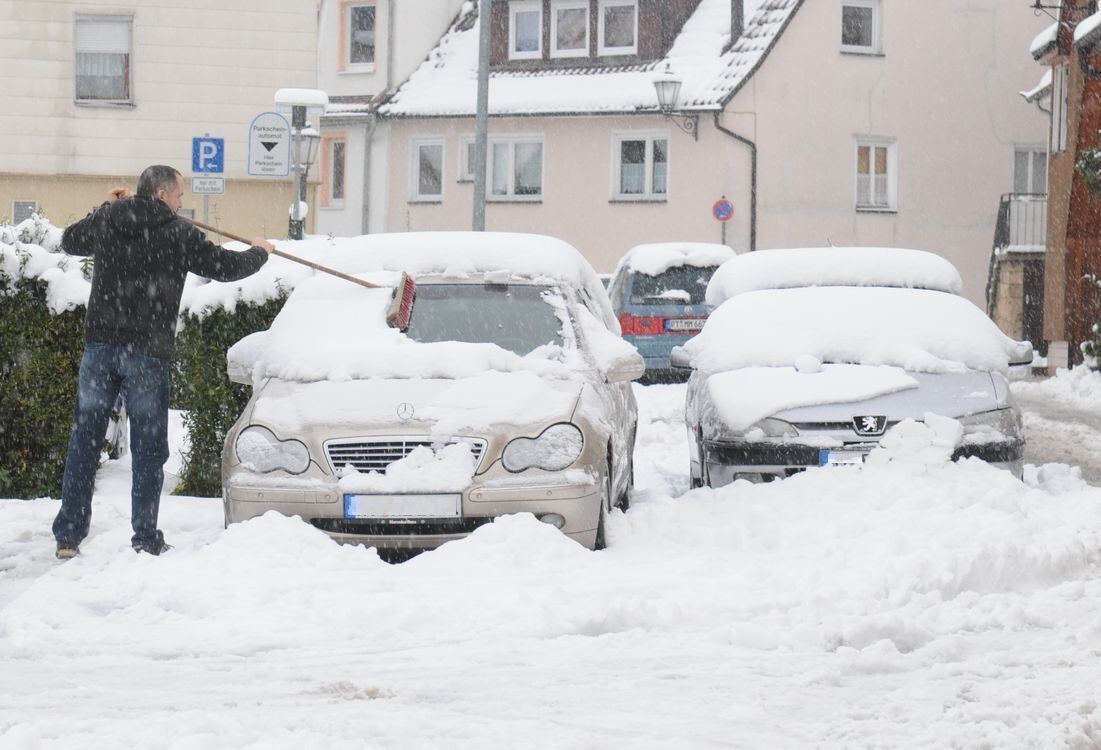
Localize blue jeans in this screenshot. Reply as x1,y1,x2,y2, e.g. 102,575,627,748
53,342,170,548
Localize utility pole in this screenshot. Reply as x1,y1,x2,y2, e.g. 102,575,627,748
472,0,491,231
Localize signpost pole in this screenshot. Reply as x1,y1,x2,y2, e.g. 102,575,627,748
289,106,305,240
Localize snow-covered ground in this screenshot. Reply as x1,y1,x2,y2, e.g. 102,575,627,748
3,375,1101,748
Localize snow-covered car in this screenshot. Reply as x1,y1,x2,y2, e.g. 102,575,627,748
222,232,644,551
607,243,735,381
673,247,1032,486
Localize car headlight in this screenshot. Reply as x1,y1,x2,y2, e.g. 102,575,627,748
956,409,1021,445
235,425,310,474
502,423,584,473
741,418,798,441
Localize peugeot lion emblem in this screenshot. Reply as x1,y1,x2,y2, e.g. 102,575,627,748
396,402,415,422
852,415,887,436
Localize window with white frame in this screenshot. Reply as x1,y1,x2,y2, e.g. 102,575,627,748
614,134,668,199
855,138,896,211
490,138,544,199
1014,147,1047,194
348,4,376,66
460,136,544,199
509,1,543,60
330,140,347,203
841,0,880,54
1051,63,1069,154
75,15,132,102
552,0,590,57
410,138,444,201
598,0,637,56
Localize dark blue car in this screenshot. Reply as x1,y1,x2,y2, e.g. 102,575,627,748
608,243,735,382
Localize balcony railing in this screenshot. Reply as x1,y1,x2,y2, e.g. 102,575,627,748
993,192,1047,252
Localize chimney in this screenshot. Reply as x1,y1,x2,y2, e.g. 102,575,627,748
732,0,744,42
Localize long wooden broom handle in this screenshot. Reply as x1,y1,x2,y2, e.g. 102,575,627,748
179,216,386,291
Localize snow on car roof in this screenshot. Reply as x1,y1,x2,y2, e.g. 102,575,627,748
230,273,586,383
684,286,1023,375
705,247,963,305
183,231,615,327
613,243,736,277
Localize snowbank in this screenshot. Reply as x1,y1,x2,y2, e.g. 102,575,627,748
706,246,963,305
4,424,1101,746
685,287,1025,375
613,242,735,277
1012,366,1101,416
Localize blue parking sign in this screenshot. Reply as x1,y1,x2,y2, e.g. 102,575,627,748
192,137,224,173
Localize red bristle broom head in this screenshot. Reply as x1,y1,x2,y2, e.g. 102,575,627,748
386,272,417,331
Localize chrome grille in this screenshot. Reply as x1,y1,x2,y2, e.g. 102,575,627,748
324,436,487,475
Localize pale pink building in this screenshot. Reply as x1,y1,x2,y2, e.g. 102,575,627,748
379,0,1048,304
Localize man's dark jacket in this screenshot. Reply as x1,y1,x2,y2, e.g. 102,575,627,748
62,195,268,359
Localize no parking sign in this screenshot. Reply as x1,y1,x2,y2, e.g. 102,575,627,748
712,197,734,222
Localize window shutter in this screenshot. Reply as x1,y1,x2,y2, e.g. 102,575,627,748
76,18,131,54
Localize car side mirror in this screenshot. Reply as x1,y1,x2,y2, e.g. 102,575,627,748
604,350,646,383
670,346,693,370
226,330,268,386
1009,340,1034,367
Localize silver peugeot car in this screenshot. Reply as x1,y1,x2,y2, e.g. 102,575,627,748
221,232,643,552
674,247,1032,486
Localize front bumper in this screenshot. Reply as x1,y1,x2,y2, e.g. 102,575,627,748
224,475,603,550
702,438,1025,486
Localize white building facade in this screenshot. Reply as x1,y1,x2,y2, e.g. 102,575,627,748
1,0,318,236
314,0,463,236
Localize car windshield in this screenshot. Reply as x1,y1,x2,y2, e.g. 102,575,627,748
630,266,718,305
404,283,565,356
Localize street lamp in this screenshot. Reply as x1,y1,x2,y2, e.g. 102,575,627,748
275,88,328,240
296,126,321,200
652,64,699,140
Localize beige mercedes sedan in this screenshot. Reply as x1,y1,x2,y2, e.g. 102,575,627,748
221,232,643,552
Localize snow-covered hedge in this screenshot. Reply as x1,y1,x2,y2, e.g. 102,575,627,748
0,216,89,498
0,215,289,499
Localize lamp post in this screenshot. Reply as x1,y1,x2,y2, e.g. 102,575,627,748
652,64,699,140
275,88,328,240
290,126,322,238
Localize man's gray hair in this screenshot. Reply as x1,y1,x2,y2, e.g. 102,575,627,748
136,165,182,198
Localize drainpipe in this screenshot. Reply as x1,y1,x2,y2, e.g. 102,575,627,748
360,0,395,234
712,111,757,252
361,115,377,233
386,0,395,91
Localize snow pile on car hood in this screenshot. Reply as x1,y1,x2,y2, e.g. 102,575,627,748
685,287,1027,375
614,242,736,277
707,364,920,431
706,246,963,305
250,372,582,436
228,273,589,383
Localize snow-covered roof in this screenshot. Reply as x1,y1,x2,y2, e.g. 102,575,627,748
684,286,1025,375
1076,10,1101,47
705,246,964,306
1020,68,1052,103
381,0,803,117
614,242,736,277
1030,21,1058,58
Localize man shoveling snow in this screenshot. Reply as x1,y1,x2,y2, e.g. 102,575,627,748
51,165,274,559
